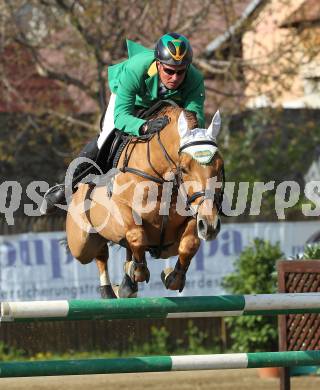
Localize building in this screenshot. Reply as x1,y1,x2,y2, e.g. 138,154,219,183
205,0,320,110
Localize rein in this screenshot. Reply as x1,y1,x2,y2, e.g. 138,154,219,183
120,136,225,216
119,131,178,258
120,132,178,185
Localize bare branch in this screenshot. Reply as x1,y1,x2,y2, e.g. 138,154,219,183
194,58,228,75
46,109,97,131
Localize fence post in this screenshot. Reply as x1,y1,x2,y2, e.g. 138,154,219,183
277,260,320,390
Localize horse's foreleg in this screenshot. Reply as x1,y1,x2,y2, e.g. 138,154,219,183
96,246,117,299
118,248,139,298
161,219,200,292
125,228,150,283
118,228,150,298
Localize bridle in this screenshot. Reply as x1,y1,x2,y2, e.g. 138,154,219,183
120,132,225,216
177,139,225,217
178,140,225,218
118,127,225,258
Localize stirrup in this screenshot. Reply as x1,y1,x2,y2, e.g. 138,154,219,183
40,184,66,215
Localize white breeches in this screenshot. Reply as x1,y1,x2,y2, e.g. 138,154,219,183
97,93,116,149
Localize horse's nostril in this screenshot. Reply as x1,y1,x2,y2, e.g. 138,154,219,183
197,219,207,235
197,216,221,241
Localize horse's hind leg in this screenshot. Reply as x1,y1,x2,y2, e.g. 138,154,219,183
96,245,117,299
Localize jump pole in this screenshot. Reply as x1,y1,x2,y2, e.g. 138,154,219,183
2,293,320,322
1,351,320,377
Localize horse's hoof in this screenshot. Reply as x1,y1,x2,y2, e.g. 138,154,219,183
118,274,138,298
100,285,117,299
125,260,150,283
161,267,186,292
112,285,120,298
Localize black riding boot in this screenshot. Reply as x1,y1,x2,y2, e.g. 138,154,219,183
40,137,99,215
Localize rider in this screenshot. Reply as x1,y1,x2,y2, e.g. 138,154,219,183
41,32,205,215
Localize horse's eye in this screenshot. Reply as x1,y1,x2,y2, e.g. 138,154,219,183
180,166,188,174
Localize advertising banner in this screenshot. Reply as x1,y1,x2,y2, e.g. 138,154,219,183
0,221,319,300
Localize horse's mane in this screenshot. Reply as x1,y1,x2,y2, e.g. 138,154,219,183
152,105,198,130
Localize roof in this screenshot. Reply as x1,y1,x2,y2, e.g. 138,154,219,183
205,0,265,55
280,0,320,27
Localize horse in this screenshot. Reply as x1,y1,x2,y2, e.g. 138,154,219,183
66,105,224,298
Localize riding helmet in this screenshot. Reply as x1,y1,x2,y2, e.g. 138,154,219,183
155,32,193,66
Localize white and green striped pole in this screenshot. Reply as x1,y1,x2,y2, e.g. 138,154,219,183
0,351,320,377
2,293,320,322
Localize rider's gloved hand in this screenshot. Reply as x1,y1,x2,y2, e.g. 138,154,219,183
139,116,169,135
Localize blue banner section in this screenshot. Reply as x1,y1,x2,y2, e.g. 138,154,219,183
0,222,319,300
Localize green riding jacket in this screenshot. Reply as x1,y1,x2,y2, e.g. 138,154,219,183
107,40,205,136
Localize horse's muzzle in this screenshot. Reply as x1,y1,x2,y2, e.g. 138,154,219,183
197,215,221,241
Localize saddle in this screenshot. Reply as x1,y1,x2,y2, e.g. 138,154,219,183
97,100,178,173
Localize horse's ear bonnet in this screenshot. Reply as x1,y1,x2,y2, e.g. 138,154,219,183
207,110,221,139
177,111,189,139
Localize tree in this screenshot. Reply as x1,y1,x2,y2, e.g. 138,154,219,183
222,239,283,352
1,1,318,121
1,0,319,220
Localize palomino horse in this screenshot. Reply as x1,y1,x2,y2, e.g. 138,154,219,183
66,106,224,298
